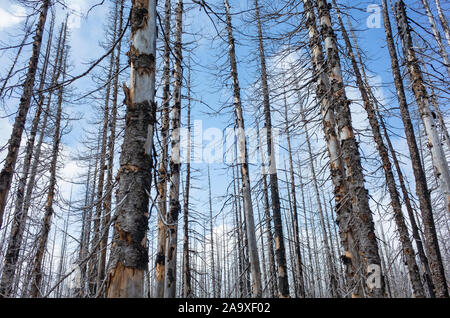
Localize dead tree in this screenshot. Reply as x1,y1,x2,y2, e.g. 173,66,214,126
0,0,50,229
224,0,262,298
164,0,183,298
301,0,364,297
155,0,172,297
30,20,68,297
106,0,157,298
395,0,449,297
0,13,55,298
254,0,290,297
331,0,425,298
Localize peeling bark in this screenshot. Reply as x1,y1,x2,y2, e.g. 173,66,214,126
106,0,157,298
395,0,449,297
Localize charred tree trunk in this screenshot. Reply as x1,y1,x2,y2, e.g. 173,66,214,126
164,0,183,298
331,0,425,297
282,90,305,298
434,0,450,46
98,0,126,296
0,0,50,229
0,15,55,298
381,0,444,298
30,21,67,297
254,0,289,298
224,0,262,297
395,0,449,297
420,0,450,77
301,0,364,297
155,0,172,298
182,59,192,298
315,0,385,297
106,0,157,298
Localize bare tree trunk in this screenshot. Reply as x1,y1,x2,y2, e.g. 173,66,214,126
0,0,50,229
207,166,216,298
382,0,445,298
396,0,450,215
434,0,450,46
182,59,192,298
256,122,278,297
282,90,305,298
253,0,289,298
164,0,183,298
315,0,385,297
155,0,172,297
420,0,450,77
379,111,436,298
331,0,425,297
348,15,436,298
0,15,55,297
298,167,314,297
224,0,262,297
30,21,67,297
301,0,364,297
396,1,449,297
91,4,119,294
106,0,157,298
98,0,125,296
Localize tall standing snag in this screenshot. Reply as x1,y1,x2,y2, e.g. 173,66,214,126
0,0,50,229
395,0,449,298
106,0,157,298
315,0,385,297
331,0,425,297
253,0,290,298
155,0,172,298
301,0,364,297
224,0,262,298
164,0,183,299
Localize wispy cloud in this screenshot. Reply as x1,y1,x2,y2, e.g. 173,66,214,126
0,4,26,30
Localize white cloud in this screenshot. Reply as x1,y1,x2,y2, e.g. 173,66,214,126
0,4,26,30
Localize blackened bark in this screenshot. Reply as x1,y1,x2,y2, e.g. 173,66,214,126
0,0,50,229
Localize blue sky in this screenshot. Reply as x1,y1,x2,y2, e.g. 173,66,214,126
0,0,449,287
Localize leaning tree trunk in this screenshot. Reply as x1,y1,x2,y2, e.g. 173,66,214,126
420,0,450,77
396,0,450,214
301,0,364,298
382,0,443,299
30,22,67,297
348,13,436,297
434,0,450,46
378,110,436,298
182,59,192,298
155,0,171,298
164,0,183,298
315,0,386,297
98,0,125,296
282,91,305,298
331,0,425,298
395,0,449,298
298,91,340,298
105,0,157,298
0,15,54,298
0,0,50,229
91,5,118,294
224,0,262,298
256,122,278,298
254,0,290,298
